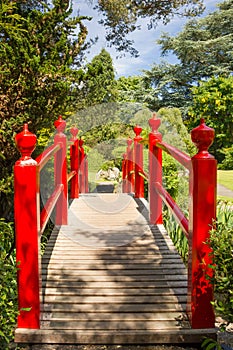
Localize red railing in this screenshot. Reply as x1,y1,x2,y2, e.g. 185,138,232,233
14,115,88,329
122,114,217,329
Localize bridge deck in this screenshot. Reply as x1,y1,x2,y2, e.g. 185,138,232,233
15,193,216,344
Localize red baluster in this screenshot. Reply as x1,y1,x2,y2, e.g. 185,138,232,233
122,153,127,193
54,115,68,225
70,126,79,199
14,124,40,329
133,125,144,198
148,113,163,224
84,154,89,193
188,118,216,328
126,138,134,193
79,139,85,193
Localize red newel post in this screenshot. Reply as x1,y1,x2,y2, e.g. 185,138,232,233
79,139,85,193
133,125,144,198
14,124,40,329
70,126,79,199
188,118,216,329
54,115,68,225
126,138,134,193
148,113,163,224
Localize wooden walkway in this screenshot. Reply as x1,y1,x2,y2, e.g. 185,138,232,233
15,193,216,344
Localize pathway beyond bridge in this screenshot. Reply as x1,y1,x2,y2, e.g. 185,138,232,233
15,194,216,345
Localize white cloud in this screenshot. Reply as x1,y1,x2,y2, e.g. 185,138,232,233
73,0,220,77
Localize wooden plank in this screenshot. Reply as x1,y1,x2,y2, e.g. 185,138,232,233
42,302,186,313
40,320,190,330
40,311,186,321
42,295,187,304
42,287,187,296
14,328,217,344
42,281,188,288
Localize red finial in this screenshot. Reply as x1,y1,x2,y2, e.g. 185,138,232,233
15,124,37,160
70,126,79,141
134,125,142,137
54,115,66,133
149,113,161,133
191,118,215,158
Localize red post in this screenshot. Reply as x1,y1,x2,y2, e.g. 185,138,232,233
14,124,40,329
84,155,89,193
133,125,144,198
126,138,134,193
79,139,85,193
122,153,127,193
70,126,79,199
54,115,68,225
188,118,216,329
148,114,163,224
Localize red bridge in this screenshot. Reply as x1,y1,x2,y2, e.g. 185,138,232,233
14,114,217,345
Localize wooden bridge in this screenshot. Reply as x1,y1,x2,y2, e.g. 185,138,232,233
14,115,217,345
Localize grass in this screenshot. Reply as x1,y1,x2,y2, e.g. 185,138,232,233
217,170,233,191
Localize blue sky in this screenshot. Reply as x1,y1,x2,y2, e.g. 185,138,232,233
73,0,220,77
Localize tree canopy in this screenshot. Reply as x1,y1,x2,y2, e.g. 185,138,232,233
95,0,205,56
143,0,233,113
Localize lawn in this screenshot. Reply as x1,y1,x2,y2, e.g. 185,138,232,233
217,170,233,191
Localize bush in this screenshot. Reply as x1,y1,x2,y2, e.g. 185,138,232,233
0,220,18,348
208,201,233,323
219,146,233,170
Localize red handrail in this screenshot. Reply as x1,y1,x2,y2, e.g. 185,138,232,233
14,116,88,329
122,114,217,330
154,182,189,237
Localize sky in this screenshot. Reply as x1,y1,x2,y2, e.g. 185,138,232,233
73,0,220,77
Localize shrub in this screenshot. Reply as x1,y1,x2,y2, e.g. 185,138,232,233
0,220,18,348
208,201,233,323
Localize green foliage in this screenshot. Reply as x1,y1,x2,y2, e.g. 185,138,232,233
0,0,90,217
163,209,188,264
201,337,222,350
76,49,118,109
189,76,233,162
0,220,18,348
208,201,233,322
220,145,233,170
96,0,204,56
143,0,233,114
157,107,195,156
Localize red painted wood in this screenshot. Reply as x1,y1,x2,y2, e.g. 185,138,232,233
54,116,68,225
126,138,134,193
84,155,89,193
187,119,216,329
156,140,192,170
133,125,144,198
122,153,127,193
14,124,40,329
79,139,85,193
154,182,189,237
148,114,163,224
70,127,79,198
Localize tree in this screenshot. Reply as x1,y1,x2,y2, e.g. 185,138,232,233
143,0,233,113
96,0,205,56
188,76,233,162
76,49,118,109
0,0,90,218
